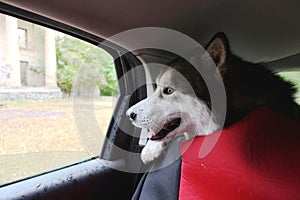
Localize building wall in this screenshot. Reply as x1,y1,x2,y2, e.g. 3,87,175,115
0,13,55,88
18,20,45,87
0,15,7,87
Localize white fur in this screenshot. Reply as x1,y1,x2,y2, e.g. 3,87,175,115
126,69,220,163
140,140,169,163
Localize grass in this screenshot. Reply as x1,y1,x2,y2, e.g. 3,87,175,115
0,98,114,186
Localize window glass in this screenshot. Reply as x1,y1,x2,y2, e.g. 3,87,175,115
0,13,118,186
277,71,300,104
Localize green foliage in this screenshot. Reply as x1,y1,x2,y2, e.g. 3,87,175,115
277,71,300,104
100,63,119,96
277,71,300,87
55,34,118,96
56,64,76,95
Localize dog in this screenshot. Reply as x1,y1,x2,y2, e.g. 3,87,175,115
126,32,300,164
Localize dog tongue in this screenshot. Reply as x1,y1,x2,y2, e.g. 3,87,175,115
147,118,181,141
147,131,156,139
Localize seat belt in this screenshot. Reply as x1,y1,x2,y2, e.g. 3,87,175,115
132,136,185,200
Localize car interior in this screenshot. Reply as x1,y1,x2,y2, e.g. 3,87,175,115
0,0,299,199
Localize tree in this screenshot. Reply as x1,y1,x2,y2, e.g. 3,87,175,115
55,34,118,96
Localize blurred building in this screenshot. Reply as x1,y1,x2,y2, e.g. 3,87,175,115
0,14,57,89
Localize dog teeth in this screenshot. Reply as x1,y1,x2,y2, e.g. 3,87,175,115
147,130,156,139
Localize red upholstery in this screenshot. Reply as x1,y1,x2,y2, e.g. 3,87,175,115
179,107,300,200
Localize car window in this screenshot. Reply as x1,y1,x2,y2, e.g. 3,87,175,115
0,13,118,186
277,71,300,104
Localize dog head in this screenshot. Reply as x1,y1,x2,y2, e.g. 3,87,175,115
126,33,229,141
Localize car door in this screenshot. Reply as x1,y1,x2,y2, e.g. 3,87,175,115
0,2,147,199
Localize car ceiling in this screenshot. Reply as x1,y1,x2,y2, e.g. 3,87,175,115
2,0,300,67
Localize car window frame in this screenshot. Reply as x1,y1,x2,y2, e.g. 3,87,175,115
0,2,147,196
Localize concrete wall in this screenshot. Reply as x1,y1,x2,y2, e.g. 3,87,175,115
0,13,57,89
18,19,46,87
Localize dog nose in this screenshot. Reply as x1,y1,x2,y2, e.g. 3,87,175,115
129,112,137,120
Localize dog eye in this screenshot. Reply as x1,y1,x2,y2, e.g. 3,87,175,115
163,87,175,95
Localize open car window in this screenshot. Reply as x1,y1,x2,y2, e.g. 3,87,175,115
277,71,300,104
0,13,119,186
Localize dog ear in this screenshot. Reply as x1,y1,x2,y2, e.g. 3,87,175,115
205,32,230,68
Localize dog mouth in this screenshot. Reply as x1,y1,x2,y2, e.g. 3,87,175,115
149,118,181,141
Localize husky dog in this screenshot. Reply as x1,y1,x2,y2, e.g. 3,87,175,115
126,32,299,164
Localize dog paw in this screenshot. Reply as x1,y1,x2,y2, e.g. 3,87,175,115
141,140,167,164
